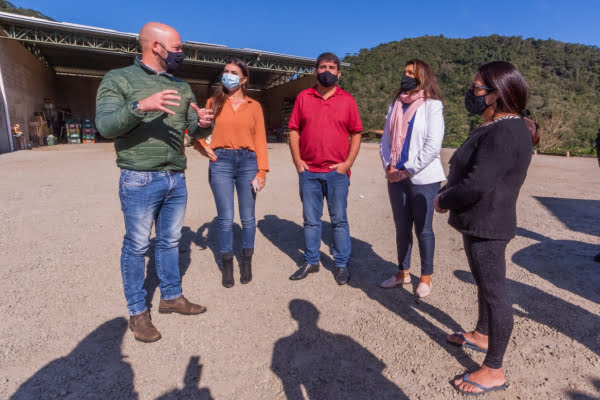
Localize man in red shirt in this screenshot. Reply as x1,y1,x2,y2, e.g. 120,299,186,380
288,52,363,285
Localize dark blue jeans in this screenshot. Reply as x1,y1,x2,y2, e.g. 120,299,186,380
209,148,257,255
119,169,187,316
299,170,351,267
387,180,440,276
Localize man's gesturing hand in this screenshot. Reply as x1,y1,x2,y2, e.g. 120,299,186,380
190,103,214,128
138,90,181,115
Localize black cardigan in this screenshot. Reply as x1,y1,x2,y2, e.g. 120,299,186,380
438,117,532,240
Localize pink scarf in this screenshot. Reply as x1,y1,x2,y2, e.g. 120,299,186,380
389,90,425,167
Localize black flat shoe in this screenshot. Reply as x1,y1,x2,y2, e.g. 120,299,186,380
334,267,350,285
289,263,319,280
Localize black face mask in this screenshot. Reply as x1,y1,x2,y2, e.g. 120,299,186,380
159,43,185,74
464,89,490,115
316,71,338,87
400,75,419,92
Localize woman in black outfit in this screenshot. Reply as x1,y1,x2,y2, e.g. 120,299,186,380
434,61,540,395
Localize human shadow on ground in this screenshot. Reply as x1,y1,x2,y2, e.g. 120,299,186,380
258,215,479,371
155,356,214,400
10,319,215,400
197,217,244,270
144,226,198,309
10,318,137,400
534,197,600,238
454,270,600,356
271,299,408,400
566,378,600,400
513,227,600,304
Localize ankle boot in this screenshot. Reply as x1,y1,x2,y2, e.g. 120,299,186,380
240,248,253,284
158,295,207,315
129,310,161,343
222,252,234,288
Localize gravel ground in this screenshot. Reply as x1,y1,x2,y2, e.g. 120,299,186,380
0,143,599,400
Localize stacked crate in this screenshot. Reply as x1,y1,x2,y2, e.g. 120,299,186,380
280,98,295,142
81,120,96,144
65,120,81,144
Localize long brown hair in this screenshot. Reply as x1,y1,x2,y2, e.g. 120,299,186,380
395,59,442,100
211,58,249,117
478,61,540,145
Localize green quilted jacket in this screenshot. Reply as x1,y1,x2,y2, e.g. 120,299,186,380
96,58,211,171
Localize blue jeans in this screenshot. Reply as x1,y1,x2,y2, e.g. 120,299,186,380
119,169,187,316
299,170,351,267
387,180,440,276
209,148,257,255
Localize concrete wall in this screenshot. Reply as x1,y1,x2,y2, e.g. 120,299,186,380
0,80,8,153
0,38,57,151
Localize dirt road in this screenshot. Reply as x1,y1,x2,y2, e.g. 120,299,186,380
1,143,599,399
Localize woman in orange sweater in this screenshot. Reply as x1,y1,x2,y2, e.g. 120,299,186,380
195,59,268,288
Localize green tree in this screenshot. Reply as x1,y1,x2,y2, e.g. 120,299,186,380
0,0,53,20
339,35,600,153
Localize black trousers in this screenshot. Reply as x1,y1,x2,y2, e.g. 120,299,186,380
463,234,513,369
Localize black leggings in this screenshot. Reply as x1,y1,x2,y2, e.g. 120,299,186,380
463,234,513,369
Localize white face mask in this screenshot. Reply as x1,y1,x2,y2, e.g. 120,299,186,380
221,73,241,90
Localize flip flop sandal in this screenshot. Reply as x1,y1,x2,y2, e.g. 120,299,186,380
452,372,508,396
447,332,487,353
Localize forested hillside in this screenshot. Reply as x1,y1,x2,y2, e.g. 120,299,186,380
340,35,600,153
0,0,53,20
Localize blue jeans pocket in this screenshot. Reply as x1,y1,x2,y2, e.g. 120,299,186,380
121,170,152,187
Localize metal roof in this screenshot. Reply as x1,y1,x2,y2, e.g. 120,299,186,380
0,11,321,89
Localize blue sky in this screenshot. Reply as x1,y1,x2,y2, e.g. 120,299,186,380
10,0,600,58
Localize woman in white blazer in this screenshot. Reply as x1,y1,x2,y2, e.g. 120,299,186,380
379,59,446,298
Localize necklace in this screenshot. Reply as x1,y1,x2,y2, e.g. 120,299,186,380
482,115,520,127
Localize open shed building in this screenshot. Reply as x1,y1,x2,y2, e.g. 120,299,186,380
0,11,319,153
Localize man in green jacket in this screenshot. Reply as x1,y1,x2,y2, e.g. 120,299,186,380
96,22,213,343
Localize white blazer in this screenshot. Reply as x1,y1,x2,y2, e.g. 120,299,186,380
379,99,446,185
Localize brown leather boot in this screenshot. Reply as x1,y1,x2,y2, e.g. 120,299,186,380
129,310,161,343
158,295,207,315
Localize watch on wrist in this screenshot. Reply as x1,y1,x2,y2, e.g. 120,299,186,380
132,101,145,115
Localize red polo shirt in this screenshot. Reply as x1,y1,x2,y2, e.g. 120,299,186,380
288,86,363,172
